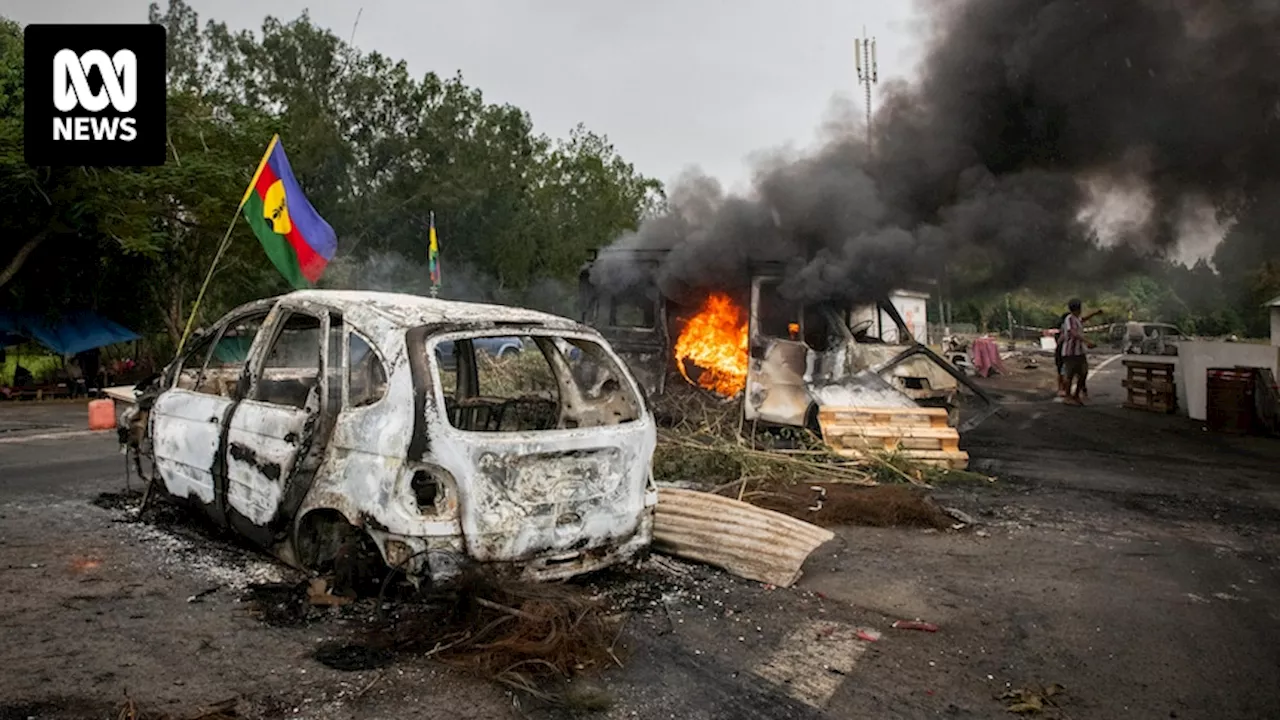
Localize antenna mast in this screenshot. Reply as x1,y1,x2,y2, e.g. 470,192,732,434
854,28,879,154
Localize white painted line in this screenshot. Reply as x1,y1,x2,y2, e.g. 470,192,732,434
1093,353,1124,371
0,429,110,444
753,621,869,708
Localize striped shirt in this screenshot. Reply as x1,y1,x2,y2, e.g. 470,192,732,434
1060,313,1085,356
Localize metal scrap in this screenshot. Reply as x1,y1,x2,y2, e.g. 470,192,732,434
652,487,834,587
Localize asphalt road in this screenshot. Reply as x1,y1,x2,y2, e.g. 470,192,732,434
1,363,1279,719
0,402,124,498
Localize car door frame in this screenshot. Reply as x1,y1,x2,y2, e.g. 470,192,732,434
743,275,811,425
220,302,335,546
147,303,273,524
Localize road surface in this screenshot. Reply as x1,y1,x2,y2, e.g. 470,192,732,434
1,366,1278,719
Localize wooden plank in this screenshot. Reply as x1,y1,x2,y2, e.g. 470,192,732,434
1122,380,1174,392
1123,359,1177,416
823,425,958,440
831,447,970,470
1122,360,1176,371
819,407,949,428
836,436,960,453
819,406,949,416
819,407,950,421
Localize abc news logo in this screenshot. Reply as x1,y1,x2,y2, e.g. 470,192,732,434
53,49,140,142
24,24,167,166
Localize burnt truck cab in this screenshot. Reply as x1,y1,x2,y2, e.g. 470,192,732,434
579,253,996,433
120,291,657,586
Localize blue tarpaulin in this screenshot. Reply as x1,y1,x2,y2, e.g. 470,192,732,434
0,311,141,355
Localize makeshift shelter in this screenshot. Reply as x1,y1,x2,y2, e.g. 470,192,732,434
0,311,141,354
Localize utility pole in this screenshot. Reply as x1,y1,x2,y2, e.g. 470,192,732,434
854,27,878,153
1006,294,1014,340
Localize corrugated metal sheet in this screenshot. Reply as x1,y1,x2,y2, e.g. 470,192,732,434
653,488,834,587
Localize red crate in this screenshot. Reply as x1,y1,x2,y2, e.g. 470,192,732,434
1206,367,1257,435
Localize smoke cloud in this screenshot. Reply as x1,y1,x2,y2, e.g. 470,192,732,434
591,0,1280,306
323,250,579,319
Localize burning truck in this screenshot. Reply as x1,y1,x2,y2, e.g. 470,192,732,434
577,248,998,468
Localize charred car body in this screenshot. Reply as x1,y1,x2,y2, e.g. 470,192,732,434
578,249,997,434
119,291,657,585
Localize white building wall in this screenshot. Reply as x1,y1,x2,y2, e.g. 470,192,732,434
1176,340,1280,420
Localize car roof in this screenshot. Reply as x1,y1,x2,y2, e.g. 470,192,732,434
273,290,583,331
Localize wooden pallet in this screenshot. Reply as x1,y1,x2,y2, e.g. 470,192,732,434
818,406,969,470
1122,360,1177,414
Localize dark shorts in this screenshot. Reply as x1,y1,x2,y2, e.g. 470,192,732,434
1063,354,1088,384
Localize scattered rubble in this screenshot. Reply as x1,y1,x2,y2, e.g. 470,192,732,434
891,620,939,632
115,696,242,720
999,682,1068,716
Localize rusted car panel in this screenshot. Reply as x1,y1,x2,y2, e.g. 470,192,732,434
654,488,834,588
125,290,657,586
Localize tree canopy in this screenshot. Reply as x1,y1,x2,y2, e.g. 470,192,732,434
0,1,663,350
2,3,1276,352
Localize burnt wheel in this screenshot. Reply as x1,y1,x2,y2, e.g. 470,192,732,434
297,510,388,598
332,531,387,599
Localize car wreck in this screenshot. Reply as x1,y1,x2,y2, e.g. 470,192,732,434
578,249,998,467
116,290,657,587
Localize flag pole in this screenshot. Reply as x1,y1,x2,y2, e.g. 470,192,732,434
177,135,280,355
428,210,439,298
177,215,238,355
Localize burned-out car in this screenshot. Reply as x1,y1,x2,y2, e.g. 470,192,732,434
578,251,997,435
118,290,657,586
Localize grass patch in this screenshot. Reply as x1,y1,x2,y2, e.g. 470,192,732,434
1,347,61,385
652,381,879,487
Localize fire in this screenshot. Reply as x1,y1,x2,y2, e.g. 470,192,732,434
674,292,749,397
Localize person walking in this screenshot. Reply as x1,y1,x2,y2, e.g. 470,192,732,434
1060,298,1096,405
1055,310,1070,398
76,347,101,395
1055,306,1102,399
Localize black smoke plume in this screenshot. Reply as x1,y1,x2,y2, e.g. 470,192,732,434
591,0,1280,306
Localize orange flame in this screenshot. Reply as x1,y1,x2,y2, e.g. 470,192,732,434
674,293,749,397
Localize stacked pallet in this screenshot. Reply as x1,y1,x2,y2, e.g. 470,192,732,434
817,406,969,470
1122,360,1177,414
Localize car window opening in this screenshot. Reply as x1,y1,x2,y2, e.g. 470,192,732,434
348,329,389,408
257,313,322,409
432,333,642,433
176,313,268,397
606,292,656,329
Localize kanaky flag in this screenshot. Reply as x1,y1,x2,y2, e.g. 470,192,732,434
240,135,337,289
428,214,440,287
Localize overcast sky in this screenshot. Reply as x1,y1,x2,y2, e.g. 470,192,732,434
7,0,924,191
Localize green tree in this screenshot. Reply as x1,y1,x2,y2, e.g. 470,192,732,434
1,0,663,348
